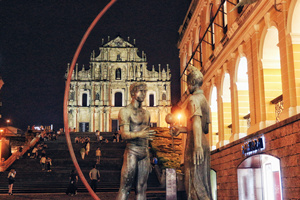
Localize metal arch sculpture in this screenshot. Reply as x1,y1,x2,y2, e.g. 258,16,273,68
63,1,117,199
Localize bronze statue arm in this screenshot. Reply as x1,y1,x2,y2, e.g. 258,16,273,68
171,126,187,136
118,108,155,140
119,124,155,140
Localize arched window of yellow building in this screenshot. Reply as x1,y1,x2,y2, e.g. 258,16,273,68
210,86,218,150
222,73,231,144
237,57,249,138
290,0,300,113
262,26,283,123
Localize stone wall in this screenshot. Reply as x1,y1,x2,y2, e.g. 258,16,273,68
211,114,300,200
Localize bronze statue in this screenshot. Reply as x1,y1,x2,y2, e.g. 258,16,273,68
116,82,155,200
167,65,212,200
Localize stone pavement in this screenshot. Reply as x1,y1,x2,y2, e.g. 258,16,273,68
0,192,137,200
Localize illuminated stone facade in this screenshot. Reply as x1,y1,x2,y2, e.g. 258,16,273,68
66,36,171,132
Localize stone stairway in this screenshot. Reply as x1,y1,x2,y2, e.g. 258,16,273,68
0,132,163,197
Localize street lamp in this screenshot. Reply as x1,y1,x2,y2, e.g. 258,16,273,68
178,114,182,126
6,120,10,134
6,119,10,127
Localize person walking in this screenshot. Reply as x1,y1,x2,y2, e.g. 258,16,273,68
7,169,16,195
80,146,86,160
46,157,52,172
40,155,46,170
85,141,90,155
66,170,78,196
96,147,102,164
89,165,100,192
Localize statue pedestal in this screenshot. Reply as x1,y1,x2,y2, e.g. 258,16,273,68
166,168,177,200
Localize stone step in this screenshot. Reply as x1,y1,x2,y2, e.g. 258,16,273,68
0,131,161,193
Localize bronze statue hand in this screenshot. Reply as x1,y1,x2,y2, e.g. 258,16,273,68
139,126,155,140
193,146,204,165
147,129,156,141
169,125,181,137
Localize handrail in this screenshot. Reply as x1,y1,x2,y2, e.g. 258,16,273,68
0,135,40,172
271,94,283,104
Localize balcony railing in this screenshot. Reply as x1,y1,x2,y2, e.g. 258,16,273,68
271,95,283,122
243,113,251,128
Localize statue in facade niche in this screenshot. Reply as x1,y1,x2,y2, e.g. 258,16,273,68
116,82,155,200
167,65,212,200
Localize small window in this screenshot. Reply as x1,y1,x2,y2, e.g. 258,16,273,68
210,3,215,50
117,54,122,61
112,119,119,132
149,94,154,107
222,1,228,34
82,93,88,107
162,93,166,100
237,0,244,14
116,68,121,80
96,93,100,100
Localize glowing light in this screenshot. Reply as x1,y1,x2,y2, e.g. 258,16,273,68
177,114,182,120
177,113,183,126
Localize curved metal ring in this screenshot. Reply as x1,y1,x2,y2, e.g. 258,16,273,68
63,1,117,199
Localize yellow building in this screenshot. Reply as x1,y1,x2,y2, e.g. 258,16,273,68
178,1,300,199
178,0,300,150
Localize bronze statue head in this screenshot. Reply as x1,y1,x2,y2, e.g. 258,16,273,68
130,82,147,97
187,65,203,87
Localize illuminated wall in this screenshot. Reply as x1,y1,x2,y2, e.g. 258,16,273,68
177,0,300,149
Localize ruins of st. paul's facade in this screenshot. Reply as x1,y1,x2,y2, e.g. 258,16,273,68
66,36,172,132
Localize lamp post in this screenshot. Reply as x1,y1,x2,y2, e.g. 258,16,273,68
6,120,10,134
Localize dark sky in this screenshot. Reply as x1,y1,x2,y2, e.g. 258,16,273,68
0,0,190,131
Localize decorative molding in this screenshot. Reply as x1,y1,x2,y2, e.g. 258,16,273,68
238,44,244,58
264,12,271,28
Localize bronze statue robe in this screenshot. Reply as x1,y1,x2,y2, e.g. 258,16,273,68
185,89,212,200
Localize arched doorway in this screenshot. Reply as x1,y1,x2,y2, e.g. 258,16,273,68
261,26,283,123
210,169,217,200
237,154,282,200
115,92,123,107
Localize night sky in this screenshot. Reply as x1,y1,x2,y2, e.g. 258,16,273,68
0,0,190,131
